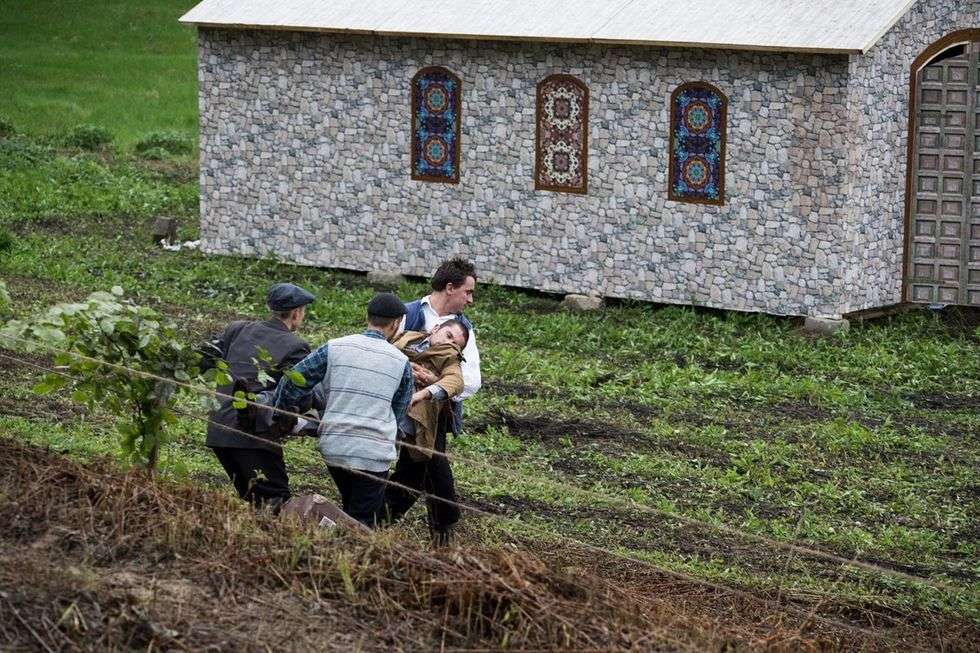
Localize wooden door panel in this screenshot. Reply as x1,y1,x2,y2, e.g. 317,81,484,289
907,41,977,305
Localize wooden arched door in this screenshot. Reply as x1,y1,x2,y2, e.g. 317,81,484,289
906,33,980,306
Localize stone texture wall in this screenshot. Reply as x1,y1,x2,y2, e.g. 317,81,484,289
842,0,980,313
197,28,861,316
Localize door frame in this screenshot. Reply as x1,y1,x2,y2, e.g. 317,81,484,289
902,29,980,303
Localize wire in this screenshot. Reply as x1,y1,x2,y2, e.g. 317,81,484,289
0,348,932,646
0,333,958,592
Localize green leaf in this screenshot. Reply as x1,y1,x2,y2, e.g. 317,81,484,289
283,368,306,387
110,285,124,296
32,374,69,395
232,390,248,410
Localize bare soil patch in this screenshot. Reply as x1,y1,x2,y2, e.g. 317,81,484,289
469,408,730,465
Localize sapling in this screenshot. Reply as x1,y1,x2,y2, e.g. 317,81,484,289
0,287,201,470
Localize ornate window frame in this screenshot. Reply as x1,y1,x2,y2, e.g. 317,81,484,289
535,74,589,194
668,81,727,206
411,66,463,184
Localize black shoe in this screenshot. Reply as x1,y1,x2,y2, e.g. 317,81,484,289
430,526,454,548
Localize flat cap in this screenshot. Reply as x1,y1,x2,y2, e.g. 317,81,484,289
267,283,315,312
367,292,406,318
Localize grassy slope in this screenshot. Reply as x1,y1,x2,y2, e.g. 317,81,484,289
0,0,198,145
0,1,978,643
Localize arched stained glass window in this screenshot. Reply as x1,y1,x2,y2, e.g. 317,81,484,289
535,74,589,194
411,66,462,183
669,82,727,205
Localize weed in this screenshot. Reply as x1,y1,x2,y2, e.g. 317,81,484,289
135,131,193,156
63,124,113,150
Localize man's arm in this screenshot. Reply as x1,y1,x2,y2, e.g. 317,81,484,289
196,320,244,372
273,343,329,409
458,330,481,399
391,361,414,423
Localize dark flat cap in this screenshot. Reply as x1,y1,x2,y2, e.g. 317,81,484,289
267,283,315,311
367,292,406,318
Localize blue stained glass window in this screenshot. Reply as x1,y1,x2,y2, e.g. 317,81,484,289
669,83,727,205
411,67,462,183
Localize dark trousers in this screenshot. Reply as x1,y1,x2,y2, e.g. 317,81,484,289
211,446,290,512
383,418,460,532
327,466,389,528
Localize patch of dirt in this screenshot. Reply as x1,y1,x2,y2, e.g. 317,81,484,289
904,392,980,412
469,409,730,465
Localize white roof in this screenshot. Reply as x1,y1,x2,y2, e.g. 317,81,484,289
179,0,920,54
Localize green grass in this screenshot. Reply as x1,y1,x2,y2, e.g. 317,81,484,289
0,1,978,632
0,0,198,146
0,151,976,620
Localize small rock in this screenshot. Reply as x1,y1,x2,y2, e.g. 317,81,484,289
803,316,849,335
366,270,407,288
562,294,603,312
151,217,178,245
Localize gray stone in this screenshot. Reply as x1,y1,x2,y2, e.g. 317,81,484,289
803,316,850,336
562,294,604,312
366,270,407,288
151,217,178,245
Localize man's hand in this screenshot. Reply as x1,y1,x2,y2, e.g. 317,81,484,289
410,389,430,406
411,362,437,386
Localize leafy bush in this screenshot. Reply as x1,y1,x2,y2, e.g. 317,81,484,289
0,115,15,139
0,287,201,469
0,228,13,253
0,137,51,167
135,130,193,156
64,123,113,150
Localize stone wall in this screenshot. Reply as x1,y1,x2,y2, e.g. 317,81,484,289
197,29,860,316
843,0,980,313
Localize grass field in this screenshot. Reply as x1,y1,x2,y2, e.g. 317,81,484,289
0,0,197,146
0,3,978,650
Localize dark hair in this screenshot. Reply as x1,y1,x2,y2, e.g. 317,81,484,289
431,257,477,292
367,314,401,328
438,319,470,347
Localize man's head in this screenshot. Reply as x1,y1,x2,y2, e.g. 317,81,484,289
267,283,316,331
430,319,469,349
430,257,476,315
366,292,407,340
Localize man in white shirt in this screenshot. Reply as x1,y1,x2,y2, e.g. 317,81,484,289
382,257,481,544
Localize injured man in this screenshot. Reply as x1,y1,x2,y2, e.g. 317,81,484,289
391,320,468,461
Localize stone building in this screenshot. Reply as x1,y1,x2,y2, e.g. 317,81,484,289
180,0,979,317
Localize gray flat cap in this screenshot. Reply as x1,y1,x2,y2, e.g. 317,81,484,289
267,283,315,311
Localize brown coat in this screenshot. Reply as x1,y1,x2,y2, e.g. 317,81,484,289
392,331,464,461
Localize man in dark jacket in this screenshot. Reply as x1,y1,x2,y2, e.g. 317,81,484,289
204,282,316,512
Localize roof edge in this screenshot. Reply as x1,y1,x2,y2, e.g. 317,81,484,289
178,20,863,55
857,0,918,54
